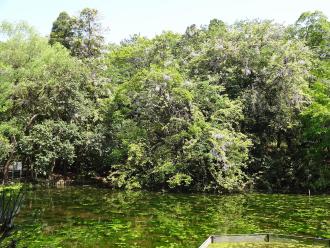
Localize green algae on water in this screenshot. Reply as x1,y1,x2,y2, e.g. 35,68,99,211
5,187,330,247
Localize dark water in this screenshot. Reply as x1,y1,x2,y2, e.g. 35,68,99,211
9,186,330,247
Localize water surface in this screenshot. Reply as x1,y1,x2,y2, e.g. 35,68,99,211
11,186,330,247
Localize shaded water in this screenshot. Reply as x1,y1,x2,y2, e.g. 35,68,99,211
9,186,330,247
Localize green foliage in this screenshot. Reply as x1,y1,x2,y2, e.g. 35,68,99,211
49,12,75,50
0,183,23,192
300,79,330,190
0,22,104,177
293,11,330,191
0,10,329,192
49,8,105,58
0,121,20,163
174,19,315,191
20,120,80,176
295,11,330,58
105,62,250,192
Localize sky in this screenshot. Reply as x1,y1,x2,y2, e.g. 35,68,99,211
0,0,330,43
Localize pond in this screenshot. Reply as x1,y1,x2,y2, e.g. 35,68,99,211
8,186,330,247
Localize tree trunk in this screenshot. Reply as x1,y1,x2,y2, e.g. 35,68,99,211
277,132,282,149
2,156,13,184
49,158,56,179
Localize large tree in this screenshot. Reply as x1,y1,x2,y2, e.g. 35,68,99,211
295,11,330,59
49,11,75,50
295,11,330,191
0,22,104,178
104,34,251,192
180,20,312,190
49,8,105,59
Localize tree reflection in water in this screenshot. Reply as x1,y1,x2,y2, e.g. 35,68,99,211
8,187,330,248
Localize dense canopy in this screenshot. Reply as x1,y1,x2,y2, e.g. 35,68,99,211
0,9,329,193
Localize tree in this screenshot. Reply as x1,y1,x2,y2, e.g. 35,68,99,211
293,12,330,191
181,20,313,190
0,22,104,178
2,11,330,193
300,80,330,190
49,9,105,58
105,35,152,84
73,8,104,58
295,11,330,59
0,21,37,181
20,120,80,177
0,122,21,183
104,59,250,192
49,12,75,50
